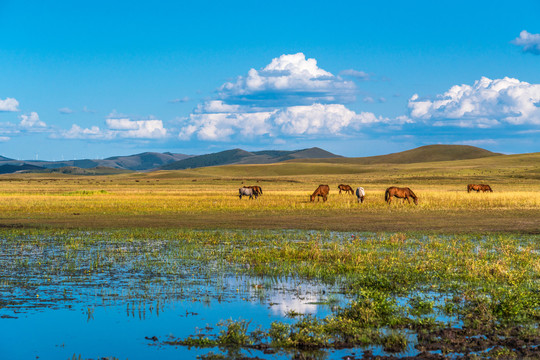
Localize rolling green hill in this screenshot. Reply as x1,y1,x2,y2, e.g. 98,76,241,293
159,147,341,170
148,151,540,184
287,145,500,165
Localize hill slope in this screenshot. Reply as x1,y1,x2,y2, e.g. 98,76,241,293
287,145,500,165
159,147,341,170
0,152,191,172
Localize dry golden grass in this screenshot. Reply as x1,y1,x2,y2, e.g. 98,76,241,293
0,152,538,232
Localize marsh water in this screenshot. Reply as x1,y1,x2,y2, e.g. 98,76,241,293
2,230,535,359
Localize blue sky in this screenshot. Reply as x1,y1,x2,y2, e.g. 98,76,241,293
1,1,539,160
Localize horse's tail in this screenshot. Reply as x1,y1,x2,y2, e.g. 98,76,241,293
384,188,390,202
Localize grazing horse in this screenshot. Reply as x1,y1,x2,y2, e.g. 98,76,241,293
385,186,418,205
239,187,257,200
310,185,330,202
338,184,354,195
467,184,493,193
247,185,263,196
356,187,365,203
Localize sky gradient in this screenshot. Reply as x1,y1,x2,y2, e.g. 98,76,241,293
1,1,539,160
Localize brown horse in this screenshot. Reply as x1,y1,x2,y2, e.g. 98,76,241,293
467,184,493,193
385,186,418,205
338,184,354,195
247,185,263,196
310,185,330,202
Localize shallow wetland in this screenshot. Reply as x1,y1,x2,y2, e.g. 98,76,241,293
1,229,538,359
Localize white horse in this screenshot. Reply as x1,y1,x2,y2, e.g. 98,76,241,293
356,187,365,203
239,187,257,199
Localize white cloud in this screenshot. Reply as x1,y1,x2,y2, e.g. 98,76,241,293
273,103,384,135
179,103,396,141
183,111,275,141
408,77,540,127
177,53,409,141
340,69,370,80
19,112,46,128
0,97,20,112
58,118,167,140
512,30,540,55
363,96,374,103
219,52,356,106
59,107,74,114
195,100,242,114
169,97,190,103
106,118,167,139
0,136,10,142
60,124,110,140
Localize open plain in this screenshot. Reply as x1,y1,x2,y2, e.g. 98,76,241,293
1,152,539,359
0,152,538,233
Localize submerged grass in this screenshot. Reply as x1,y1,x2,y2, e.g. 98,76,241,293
1,228,538,357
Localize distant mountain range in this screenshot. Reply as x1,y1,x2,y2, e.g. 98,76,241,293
0,152,192,172
0,145,503,174
159,147,341,170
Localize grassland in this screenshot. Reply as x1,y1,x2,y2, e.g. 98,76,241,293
1,152,539,358
0,152,538,233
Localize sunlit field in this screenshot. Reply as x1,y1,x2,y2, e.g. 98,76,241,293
0,156,538,232
1,156,539,359
0,182,539,214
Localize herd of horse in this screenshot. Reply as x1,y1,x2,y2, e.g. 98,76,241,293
239,183,493,204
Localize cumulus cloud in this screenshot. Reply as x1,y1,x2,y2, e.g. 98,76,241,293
60,124,110,140
0,97,20,112
273,104,386,135
408,77,540,127
512,30,540,55
19,112,46,128
106,118,167,138
180,103,397,141
58,118,167,140
218,53,356,107
178,53,402,142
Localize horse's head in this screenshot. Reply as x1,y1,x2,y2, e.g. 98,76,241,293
310,194,315,202
414,197,419,205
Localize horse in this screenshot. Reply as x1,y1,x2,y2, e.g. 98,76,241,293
385,186,418,205
239,187,257,200
467,184,493,193
356,187,365,203
310,185,330,202
338,184,354,195
247,185,263,196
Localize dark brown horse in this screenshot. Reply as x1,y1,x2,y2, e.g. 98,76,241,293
247,185,263,196
385,186,418,205
310,185,330,202
338,184,354,195
467,184,493,193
